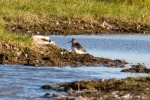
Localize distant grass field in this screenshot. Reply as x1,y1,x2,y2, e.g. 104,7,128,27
1,0,150,18
0,0,150,41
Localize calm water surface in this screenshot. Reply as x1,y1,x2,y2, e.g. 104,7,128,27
0,34,150,99
51,34,150,66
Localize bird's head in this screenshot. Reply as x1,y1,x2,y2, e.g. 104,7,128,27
68,38,76,43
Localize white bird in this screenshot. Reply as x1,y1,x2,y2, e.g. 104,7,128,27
31,35,57,46
69,38,87,54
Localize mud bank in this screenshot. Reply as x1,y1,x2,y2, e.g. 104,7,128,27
42,76,150,100
3,15,150,35
121,64,150,73
0,41,127,67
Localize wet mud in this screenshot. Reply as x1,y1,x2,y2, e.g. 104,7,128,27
41,76,150,100
121,64,150,73
0,41,127,67
3,15,150,35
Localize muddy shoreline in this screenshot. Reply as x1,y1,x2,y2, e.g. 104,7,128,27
41,76,150,100
3,15,150,35
0,41,127,67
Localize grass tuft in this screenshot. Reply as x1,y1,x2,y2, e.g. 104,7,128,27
0,31,32,44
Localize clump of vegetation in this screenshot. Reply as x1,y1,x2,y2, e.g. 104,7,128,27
0,31,31,44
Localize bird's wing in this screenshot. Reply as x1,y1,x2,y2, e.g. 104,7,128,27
75,42,86,52
41,38,49,42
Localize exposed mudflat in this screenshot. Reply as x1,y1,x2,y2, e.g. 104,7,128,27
41,76,150,100
3,15,150,35
0,41,127,67
121,64,150,73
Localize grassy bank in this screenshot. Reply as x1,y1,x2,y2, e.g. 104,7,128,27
1,0,150,40
0,0,150,18
0,31,31,44
1,0,150,19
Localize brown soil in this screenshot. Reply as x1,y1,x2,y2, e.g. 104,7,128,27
41,76,150,100
3,15,150,35
121,64,150,73
0,41,127,67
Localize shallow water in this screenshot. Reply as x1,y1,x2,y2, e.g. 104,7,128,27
0,34,150,99
51,34,150,66
0,65,148,100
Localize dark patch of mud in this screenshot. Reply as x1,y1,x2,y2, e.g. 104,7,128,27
0,41,127,67
41,76,150,100
3,15,150,35
121,64,150,73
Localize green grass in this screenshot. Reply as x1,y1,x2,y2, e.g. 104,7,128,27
1,0,150,18
0,31,32,44
0,0,150,41
0,16,31,43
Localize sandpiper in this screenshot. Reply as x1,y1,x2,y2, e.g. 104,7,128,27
69,38,87,54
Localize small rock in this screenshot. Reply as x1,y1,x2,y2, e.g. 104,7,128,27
41,85,52,89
